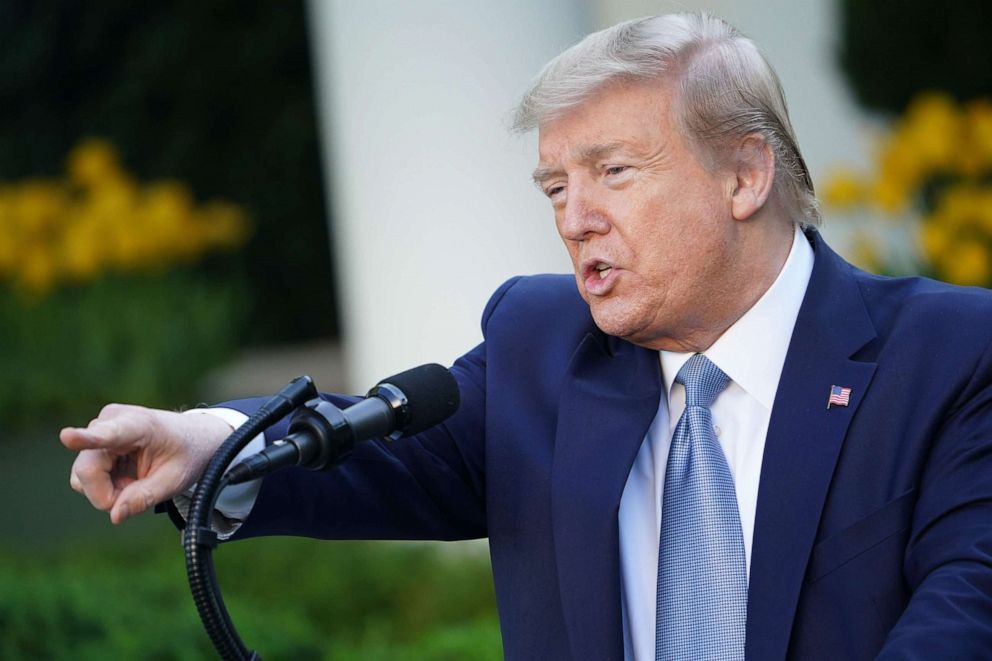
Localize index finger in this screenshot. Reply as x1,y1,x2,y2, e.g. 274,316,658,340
60,413,150,453
60,426,108,451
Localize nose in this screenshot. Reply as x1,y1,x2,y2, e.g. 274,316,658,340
556,180,611,242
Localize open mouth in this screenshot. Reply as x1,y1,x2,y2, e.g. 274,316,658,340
581,259,619,295
582,259,615,280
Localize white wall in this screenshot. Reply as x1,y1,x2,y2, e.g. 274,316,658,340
307,0,585,390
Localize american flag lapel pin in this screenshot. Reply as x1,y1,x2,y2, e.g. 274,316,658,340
827,385,852,409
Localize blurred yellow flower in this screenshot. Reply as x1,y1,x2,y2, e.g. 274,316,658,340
821,168,867,209
0,137,251,298
14,180,67,237
199,201,252,249
920,217,953,262
59,212,103,282
848,231,882,272
964,99,992,172
823,92,992,287
900,92,960,173
942,239,990,286
18,244,58,296
67,138,123,189
871,174,911,214
0,187,17,277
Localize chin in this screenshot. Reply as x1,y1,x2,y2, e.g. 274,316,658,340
589,305,639,341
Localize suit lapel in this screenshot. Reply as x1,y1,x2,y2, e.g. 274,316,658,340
552,332,661,661
746,233,878,661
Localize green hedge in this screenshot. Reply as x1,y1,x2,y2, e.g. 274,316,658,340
0,534,500,659
0,269,245,428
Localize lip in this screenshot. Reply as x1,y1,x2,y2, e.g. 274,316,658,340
581,258,620,296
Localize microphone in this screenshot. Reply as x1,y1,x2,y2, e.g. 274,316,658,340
224,364,460,485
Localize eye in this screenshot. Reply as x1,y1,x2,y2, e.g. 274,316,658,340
544,184,566,200
604,165,628,176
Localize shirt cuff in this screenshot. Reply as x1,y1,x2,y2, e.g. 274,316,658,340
172,407,265,539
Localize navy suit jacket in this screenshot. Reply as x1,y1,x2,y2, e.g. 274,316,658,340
230,231,992,659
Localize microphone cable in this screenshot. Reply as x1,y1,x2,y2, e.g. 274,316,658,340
182,364,458,659
184,375,318,661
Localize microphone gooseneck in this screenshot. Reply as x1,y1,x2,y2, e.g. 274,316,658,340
185,364,460,661
224,363,460,485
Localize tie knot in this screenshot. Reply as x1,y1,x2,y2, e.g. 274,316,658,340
675,354,730,408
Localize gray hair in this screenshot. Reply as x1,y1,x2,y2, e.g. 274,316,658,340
512,12,820,227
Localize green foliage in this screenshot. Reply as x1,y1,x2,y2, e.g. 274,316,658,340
0,268,246,428
839,0,992,114
0,1,337,343
0,534,501,660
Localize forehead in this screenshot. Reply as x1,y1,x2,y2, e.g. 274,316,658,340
536,79,676,165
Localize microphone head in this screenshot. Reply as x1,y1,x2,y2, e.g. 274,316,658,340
369,363,460,436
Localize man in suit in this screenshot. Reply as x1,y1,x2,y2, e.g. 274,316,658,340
62,12,992,660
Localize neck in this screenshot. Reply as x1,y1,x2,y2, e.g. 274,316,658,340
655,218,796,353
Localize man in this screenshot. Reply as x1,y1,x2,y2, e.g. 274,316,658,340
62,12,992,660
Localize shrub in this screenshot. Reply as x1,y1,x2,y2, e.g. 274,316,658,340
0,534,501,659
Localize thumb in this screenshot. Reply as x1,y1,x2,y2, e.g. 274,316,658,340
110,467,180,524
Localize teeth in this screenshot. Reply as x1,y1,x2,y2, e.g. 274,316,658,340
596,264,612,279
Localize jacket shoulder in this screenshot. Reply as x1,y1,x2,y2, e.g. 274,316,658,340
481,274,592,334
854,270,992,344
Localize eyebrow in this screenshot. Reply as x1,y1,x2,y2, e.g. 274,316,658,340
531,141,629,188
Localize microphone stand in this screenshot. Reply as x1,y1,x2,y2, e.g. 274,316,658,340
181,363,458,658
183,376,318,661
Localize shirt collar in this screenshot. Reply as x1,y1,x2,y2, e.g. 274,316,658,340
659,225,814,410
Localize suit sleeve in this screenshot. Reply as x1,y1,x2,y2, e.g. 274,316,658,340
223,276,524,542
877,336,992,657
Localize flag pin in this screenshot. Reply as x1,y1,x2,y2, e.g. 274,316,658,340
827,385,851,409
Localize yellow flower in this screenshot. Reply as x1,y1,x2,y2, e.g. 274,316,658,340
871,174,912,214
979,189,992,234
17,244,58,296
931,183,992,235
59,209,104,282
67,138,122,189
901,91,962,174
0,187,17,276
919,218,953,265
88,173,138,217
14,180,67,238
198,201,251,250
964,99,992,172
821,168,867,209
825,93,992,283
848,231,882,272
942,238,990,286
139,180,198,262
1,137,252,296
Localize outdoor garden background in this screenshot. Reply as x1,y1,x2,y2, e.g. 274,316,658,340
1,1,989,658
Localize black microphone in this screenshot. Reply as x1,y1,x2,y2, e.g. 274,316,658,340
224,363,459,485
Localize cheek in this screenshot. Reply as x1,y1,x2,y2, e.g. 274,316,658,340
563,239,581,266
633,206,711,286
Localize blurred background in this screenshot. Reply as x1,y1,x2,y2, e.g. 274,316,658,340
2,0,990,657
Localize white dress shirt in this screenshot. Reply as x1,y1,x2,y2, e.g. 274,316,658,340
619,225,814,661
176,407,264,536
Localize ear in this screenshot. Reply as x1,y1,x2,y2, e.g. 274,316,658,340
730,134,775,221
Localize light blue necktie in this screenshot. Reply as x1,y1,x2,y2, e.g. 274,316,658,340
656,354,746,661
